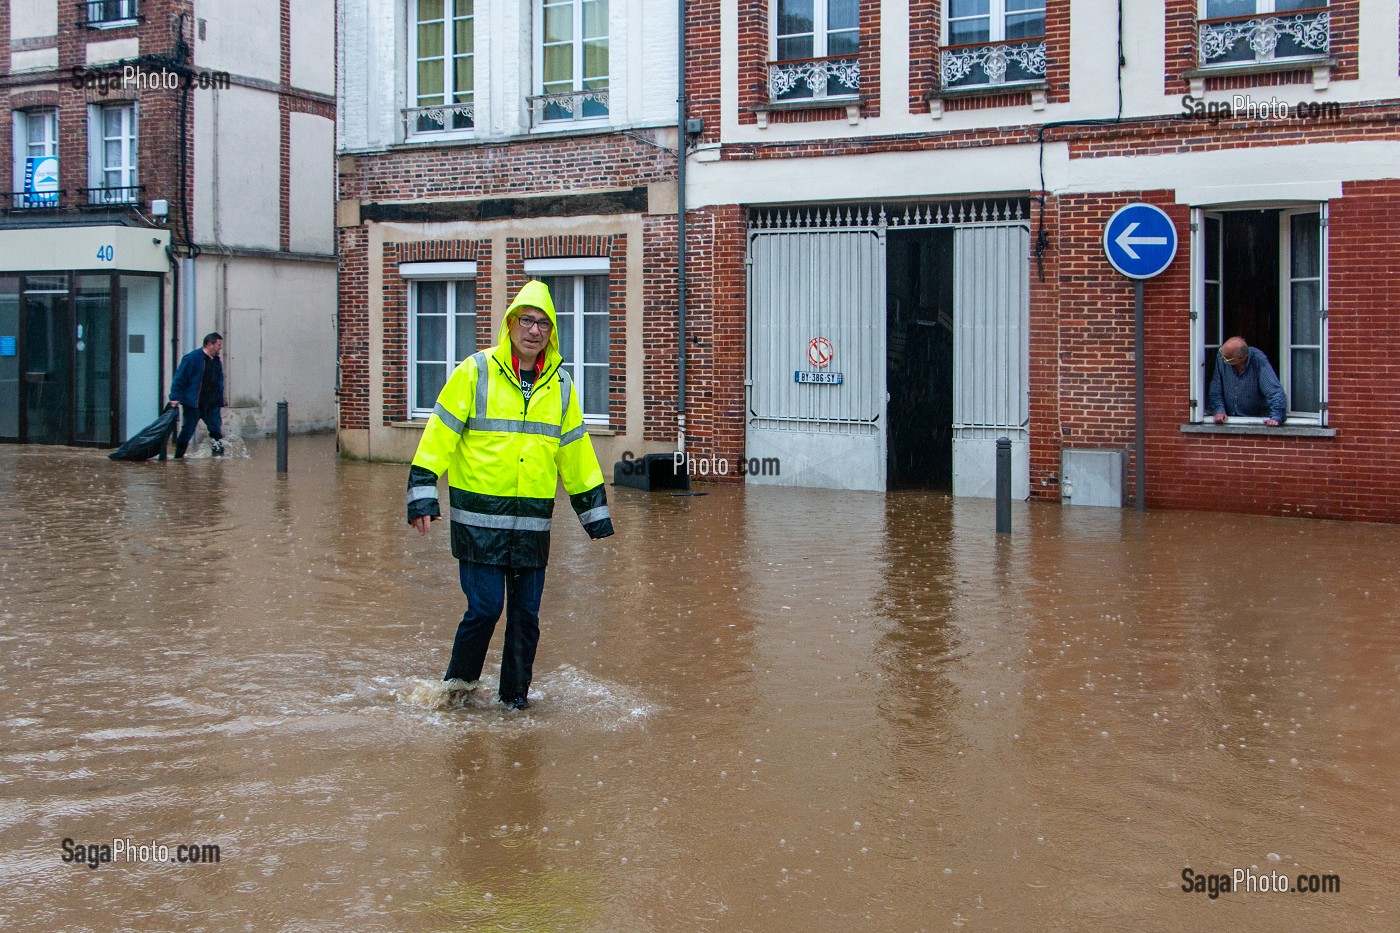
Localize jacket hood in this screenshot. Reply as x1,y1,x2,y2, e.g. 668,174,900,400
496,280,561,372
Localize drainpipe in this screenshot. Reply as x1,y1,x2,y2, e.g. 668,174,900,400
675,0,687,454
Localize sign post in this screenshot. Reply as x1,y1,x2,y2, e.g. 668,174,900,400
1103,203,1178,513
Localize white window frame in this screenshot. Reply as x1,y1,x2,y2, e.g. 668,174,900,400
524,259,610,424
408,0,475,140
771,0,861,62
86,102,137,205
945,0,1047,46
1188,204,1328,425
404,263,479,418
12,109,58,204
1200,1,1325,17
533,0,610,128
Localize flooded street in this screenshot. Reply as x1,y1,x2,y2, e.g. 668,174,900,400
1,435,1397,931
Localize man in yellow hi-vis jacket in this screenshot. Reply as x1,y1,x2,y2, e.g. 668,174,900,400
406,279,614,710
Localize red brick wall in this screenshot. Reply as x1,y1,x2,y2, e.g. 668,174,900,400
670,205,747,479
1045,182,1400,522
643,213,680,441
1165,0,1358,94
342,134,675,203
337,225,370,431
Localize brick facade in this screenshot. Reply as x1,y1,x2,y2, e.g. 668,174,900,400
0,2,196,222
337,127,678,447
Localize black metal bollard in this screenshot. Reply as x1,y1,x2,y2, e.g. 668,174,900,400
276,400,288,473
996,436,1011,534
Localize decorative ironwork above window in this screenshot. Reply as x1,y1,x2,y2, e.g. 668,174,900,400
1198,7,1329,67
768,55,861,103
403,103,475,137
82,185,142,208
527,89,610,126
940,38,1046,89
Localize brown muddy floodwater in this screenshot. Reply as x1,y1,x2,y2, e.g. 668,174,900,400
1,435,1397,932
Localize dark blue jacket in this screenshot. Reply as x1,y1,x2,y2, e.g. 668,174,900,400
1207,346,1287,423
169,347,224,410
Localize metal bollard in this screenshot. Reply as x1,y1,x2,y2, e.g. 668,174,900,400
276,400,288,473
996,436,1011,534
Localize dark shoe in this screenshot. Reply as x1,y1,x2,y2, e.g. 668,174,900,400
501,696,529,711
210,440,224,457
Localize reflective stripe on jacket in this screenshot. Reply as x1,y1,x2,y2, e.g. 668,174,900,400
405,280,613,567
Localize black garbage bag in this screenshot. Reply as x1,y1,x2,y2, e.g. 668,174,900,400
108,407,179,462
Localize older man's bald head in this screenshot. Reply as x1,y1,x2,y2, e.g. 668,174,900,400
1221,337,1249,372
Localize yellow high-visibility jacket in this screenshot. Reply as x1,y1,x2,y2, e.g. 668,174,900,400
406,280,613,567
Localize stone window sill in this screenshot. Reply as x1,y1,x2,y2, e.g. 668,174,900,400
926,82,1048,119
750,96,865,128
1183,57,1335,96
1179,422,1335,438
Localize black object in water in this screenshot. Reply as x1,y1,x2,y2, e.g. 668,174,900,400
108,407,179,462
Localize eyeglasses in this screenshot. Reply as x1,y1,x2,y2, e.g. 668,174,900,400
1220,352,1241,364
514,315,552,333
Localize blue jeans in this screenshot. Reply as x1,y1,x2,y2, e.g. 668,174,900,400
445,561,546,702
175,405,222,457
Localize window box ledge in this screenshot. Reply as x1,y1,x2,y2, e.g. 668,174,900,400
391,419,430,429
926,81,1048,119
749,96,866,129
1183,56,1335,96
1180,422,1335,438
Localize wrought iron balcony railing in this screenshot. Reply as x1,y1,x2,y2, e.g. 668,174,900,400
6,191,65,211
403,102,475,137
79,0,139,28
767,55,861,103
940,37,1047,90
528,88,610,125
81,185,143,208
1198,7,1329,67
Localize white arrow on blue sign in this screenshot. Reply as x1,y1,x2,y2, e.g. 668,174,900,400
1103,203,1178,280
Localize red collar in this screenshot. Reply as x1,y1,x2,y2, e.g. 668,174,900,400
512,354,544,379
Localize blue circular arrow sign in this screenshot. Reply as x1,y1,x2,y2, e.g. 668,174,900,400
1103,203,1178,279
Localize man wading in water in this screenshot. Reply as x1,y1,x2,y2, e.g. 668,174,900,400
406,280,614,710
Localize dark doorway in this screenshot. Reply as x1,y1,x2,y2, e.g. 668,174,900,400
886,229,954,489
1203,210,1282,399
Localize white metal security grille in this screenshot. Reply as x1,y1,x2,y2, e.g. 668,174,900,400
747,227,887,491
745,200,1031,495
952,224,1030,499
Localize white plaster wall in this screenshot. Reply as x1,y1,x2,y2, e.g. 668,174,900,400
210,87,282,250
196,0,281,82
87,38,139,65
639,0,679,125
10,49,58,73
193,255,338,431
339,0,677,154
193,87,217,243
290,113,336,254
339,0,405,151
292,0,337,94
11,0,57,39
